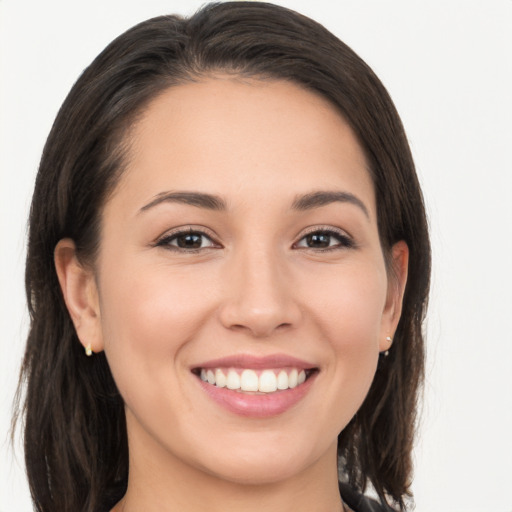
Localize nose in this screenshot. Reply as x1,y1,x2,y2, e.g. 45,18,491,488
218,246,302,338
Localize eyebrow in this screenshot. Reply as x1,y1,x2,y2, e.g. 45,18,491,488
139,191,227,213
291,191,370,218
139,189,369,218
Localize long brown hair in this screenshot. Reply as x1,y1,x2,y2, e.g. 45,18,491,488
16,3,430,511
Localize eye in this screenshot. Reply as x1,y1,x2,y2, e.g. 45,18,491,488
294,228,354,251
155,228,219,252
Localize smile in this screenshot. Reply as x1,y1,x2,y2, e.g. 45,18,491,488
192,354,319,417
198,367,313,393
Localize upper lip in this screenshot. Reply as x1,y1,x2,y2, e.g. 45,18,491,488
192,353,317,370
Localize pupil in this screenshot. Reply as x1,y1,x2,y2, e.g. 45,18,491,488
307,233,330,248
177,233,202,248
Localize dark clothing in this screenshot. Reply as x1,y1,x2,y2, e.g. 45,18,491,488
100,482,396,512
340,483,397,512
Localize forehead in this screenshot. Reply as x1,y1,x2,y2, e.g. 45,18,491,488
113,77,375,217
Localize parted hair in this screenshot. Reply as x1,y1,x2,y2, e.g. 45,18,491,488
16,2,430,511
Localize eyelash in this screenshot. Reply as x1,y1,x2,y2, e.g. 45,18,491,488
155,227,219,253
154,226,355,253
293,226,355,251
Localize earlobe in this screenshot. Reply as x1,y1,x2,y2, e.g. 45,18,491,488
380,240,409,352
54,238,104,354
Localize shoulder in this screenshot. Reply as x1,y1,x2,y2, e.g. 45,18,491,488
339,483,397,512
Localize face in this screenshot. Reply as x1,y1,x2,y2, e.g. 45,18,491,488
59,78,407,487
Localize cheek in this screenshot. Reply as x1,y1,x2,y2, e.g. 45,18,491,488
306,262,388,348
301,262,387,415
97,261,216,384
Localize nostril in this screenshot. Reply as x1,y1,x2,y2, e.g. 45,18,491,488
217,289,303,338
228,321,293,338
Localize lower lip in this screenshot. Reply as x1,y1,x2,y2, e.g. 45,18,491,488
196,373,317,418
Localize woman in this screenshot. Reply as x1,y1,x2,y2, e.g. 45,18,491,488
18,2,430,511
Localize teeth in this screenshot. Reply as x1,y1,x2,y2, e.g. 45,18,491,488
240,369,259,391
277,370,288,390
226,370,241,390
215,368,227,388
259,370,277,393
288,368,298,388
198,367,310,393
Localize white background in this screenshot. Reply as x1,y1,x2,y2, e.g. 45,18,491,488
1,1,511,511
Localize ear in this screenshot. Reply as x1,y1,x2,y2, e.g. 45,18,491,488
380,240,409,352
54,238,104,354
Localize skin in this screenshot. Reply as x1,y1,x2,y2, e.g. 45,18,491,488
55,78,408,512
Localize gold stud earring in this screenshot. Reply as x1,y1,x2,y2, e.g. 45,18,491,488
85,343,93,356
382,336,393,357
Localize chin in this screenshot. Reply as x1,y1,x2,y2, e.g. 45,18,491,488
201,455,310,486
188,430,334,487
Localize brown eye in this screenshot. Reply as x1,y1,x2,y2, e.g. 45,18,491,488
175,233,204,249
156,230,218,251
295,229,354,250
305,233,331,248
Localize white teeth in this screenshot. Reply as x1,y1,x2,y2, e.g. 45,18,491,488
276,370,289,390
198,367,311,393
259,370,277,393
240,369,259,391
226,369,241,390
288,368,298,388
215,368,227,388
